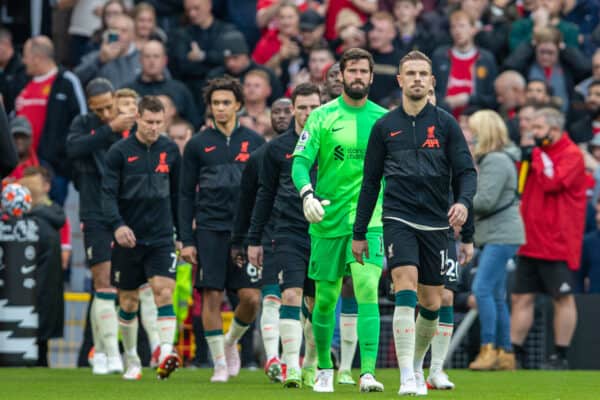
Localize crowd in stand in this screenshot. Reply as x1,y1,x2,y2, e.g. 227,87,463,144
1,0,600,374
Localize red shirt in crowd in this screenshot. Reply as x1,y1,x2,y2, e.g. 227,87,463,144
252,29,283,65
60,216,71,252
324,0,368,40
446,48,478,118
518,133,587,270
7,151,40,181
15,68,58,153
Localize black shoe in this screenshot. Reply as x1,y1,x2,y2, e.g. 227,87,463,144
542,354,569,370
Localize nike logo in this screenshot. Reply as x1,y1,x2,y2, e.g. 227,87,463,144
21,265,36,274
390,130,403,137
285,153,293,159
204,146,217,153
332,126,343,132
127,156,139,162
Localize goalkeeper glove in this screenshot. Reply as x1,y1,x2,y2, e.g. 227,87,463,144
300,184,330,223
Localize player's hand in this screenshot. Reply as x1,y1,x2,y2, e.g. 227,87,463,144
247,245,263,268
109,112,136,132
180,245,197,264
300,185,330,223
467,294,477,309
448,203,468,228
115,225,136,248
458,242,474,265
351,239,369,265
231,243,248,268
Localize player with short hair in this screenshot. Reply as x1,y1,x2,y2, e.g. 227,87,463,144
179,76,265,383
291,48,388,393
352,50,476,396
247,83,321,388
67,77,136,375
102,95,182,380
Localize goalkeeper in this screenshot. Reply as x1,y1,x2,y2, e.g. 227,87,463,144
291,48,387,393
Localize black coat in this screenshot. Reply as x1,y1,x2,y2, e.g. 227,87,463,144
0,103,18,178
0,53,28,114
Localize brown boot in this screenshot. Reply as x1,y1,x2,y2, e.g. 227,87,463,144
469,344,497,371
496,349,516,370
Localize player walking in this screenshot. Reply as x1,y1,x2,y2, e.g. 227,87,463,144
179,77,265,383
291,48,387,393
101,96,182,380
352,50,477,396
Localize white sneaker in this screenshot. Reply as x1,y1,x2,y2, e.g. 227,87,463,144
426,370,455,390
107,355,124,374
359,373,384,392
123,357,142,380
398,376,417,396
415,370,427,396
224,342,241,377
210,365,229,383
92,352,108,375
313,369,334,392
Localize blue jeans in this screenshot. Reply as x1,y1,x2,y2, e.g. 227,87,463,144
472,244,519,350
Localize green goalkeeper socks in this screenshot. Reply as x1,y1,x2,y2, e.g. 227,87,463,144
313,279,342,369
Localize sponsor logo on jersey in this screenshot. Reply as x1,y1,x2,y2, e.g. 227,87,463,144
333,145,365,161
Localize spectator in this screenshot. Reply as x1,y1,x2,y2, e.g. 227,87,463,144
138,0,184,34
168,0,236,113
525,79,555,106
299,9,327,62
133,2,167,50
579,197,600,293
253,2,301,74
157,94,179,130
241,69,272,122
75,14,142,88
367,11,402,104
509,0,580,51
562,0,599,57
0,103,18,179
321,62,343,103
467,110,525,371
392,0,435,58
331,8,367,55
67,0,105,66
114,88,139,137
568,80,600,171
16,35,86,205
206,30,283,106
511,107,587,370
306,46,335,86
516,102,538,148
504,27,591,113
167,117,194,155
495,70,527,142
432,10,498,118
6,117,39,181
324,0,376,41
0,27,28,114
575,49,600,99
124,39,200,129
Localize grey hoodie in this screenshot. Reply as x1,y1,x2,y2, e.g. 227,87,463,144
74,44,141,88
473,144,526,246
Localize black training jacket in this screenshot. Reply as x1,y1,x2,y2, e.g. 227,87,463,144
102,134,181,245
354,102,477,240
179,125,265,246
67,113,124,221
231,145,275,248
248,127,315,245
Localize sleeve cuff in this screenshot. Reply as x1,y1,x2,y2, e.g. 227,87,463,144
353,232,367,241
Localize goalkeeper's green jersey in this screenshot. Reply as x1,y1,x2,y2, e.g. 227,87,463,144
292,96,387,238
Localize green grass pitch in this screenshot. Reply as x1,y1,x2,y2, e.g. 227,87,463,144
2,368,598,399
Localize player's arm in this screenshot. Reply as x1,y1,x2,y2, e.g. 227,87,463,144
248,143,280,246
169,144,182,241
352,121,386,264
530,147,585,193
66,116,117,159
101,146,135,247
446,116,477,227
178,138,200,262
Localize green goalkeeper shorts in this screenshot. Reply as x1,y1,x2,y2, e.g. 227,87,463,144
308,229,383,282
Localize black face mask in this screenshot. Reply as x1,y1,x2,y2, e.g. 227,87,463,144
534,129,553,147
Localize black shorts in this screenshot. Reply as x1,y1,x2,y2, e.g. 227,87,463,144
444,237,460,292
112,243,176,290
513,256,574,297
81,219,113,267
261,241,280,286
273,238,310,293
383,221,448,286
195,230,261,291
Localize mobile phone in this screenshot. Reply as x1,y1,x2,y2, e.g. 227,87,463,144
105,31,119,43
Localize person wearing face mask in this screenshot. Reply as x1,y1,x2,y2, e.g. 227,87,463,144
511,107,586,370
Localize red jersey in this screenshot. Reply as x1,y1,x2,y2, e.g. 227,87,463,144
252,29,282,65
446,48,478,118
7,151,40,180
257,0,309,31
15,69,58,152
593,121,600,136
518,134,587,270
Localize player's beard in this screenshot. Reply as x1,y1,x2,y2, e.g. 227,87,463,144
406,86,428,102
343,80,370,100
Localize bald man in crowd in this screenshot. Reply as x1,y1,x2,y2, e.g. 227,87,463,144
494,70,527,143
